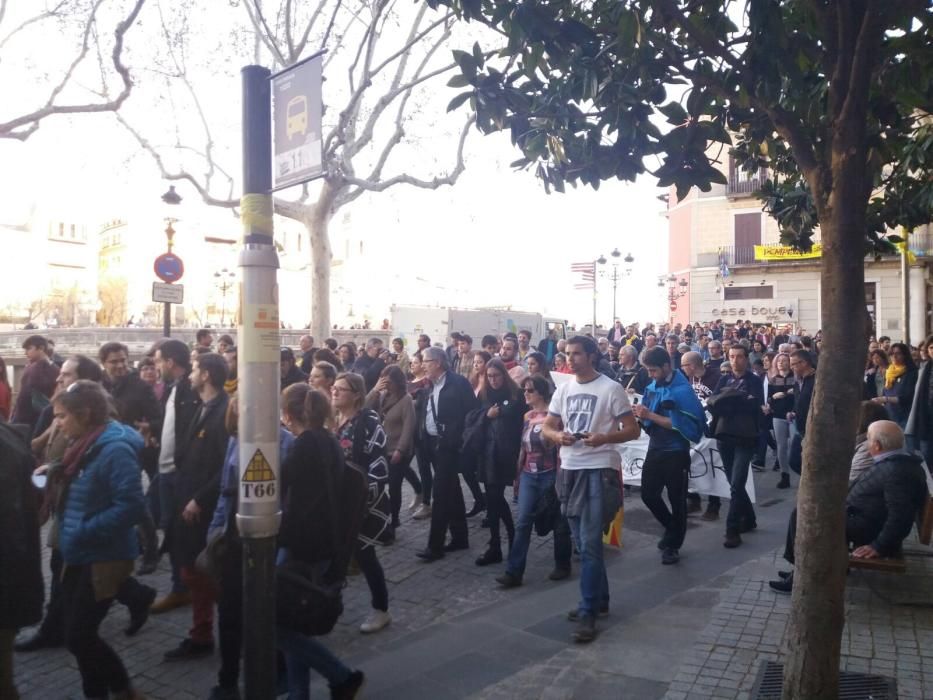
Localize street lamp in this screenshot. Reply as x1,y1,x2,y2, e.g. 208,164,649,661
659,274,689,321
214,268,236,327
602,249,635,323
160,185,182,336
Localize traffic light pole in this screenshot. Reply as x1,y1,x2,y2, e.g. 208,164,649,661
237,64,281,700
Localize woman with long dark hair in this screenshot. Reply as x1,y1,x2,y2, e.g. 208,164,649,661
873,342,918,427
336,344,357,371
53,380,146,700
367,365,423,530
496,374,571,587
864,348,889,400
470,358,525,566
766,353,795,489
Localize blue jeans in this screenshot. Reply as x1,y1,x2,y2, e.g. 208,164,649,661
566,469,609,617
157,470,185,594
718,440,756,534
506,470,571,578
277,626,351,699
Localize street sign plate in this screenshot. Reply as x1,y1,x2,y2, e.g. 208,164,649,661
152,282,184,304
154,253,185,283
272,52,324,190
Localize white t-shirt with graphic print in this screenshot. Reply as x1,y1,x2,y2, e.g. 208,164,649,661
548,373,632,470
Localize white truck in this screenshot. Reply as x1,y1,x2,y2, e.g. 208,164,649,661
390,305,567,349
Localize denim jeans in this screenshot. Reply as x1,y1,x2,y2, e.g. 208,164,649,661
718,440,756,534
277,626,351,699
506,470,571,578
773,418,792,476
565,469,609,617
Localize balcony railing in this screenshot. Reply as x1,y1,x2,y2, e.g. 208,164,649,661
726,169,767,196
705,232,933,268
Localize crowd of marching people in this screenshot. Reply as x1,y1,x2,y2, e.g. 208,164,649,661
1,317,932,698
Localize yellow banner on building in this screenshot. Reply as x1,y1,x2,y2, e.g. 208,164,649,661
753,243,822,261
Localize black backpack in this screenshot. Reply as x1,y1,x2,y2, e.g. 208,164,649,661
276,433,369,636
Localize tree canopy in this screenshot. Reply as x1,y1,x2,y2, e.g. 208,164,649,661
434,0,931,248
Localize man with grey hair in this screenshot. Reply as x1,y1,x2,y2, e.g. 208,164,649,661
353,337,386,391
769,420,929,593
416,346,480,562
298,334,316,373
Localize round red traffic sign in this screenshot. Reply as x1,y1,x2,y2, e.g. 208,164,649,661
154,253,185,283
669,302,678,312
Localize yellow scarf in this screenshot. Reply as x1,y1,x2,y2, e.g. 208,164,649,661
884,363,906,390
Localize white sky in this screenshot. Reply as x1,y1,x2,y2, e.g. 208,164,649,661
0,0,671,328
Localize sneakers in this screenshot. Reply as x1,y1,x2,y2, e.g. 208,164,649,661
495,572,522,588
163,637,214,661
125,585,157,636
331,670,365,700
150,590,192,615
13,632,63,653
572,615,597,643
723,531,743,548
661,548,680,565
407,495,423,513
359,610,392,634
567,605,609,621
412,503,432,520
548,567,571,581
777,473,791,489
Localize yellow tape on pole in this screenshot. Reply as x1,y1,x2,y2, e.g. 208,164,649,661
240,193,273,239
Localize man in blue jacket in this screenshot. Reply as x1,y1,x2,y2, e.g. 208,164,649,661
634,347,707,565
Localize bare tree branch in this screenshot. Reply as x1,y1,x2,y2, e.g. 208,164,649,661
242,0,287,67
0,0,146,140
0,0,69,50
116,112,238,209
339,114,473,203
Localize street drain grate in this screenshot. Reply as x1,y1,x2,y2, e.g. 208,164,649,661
750,661,897,699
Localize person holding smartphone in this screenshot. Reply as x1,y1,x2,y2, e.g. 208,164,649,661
633,347,706,565
541,336,639,644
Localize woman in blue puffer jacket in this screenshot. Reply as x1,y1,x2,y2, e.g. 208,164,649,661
53,380,145,700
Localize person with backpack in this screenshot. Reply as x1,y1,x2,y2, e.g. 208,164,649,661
205,393,295,700
277,384,365,700
331,372,392,634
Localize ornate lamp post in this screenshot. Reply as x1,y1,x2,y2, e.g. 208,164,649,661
602,249,634,322
658,274,689,321
160,185,182,336
214,268,236,327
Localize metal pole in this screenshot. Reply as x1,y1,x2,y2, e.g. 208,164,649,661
163,302,171,337
237,64,280,700
611,266,618,323
902,234,910,346
592,261,597,336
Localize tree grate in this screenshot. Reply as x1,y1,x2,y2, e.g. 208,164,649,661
750,661,898,699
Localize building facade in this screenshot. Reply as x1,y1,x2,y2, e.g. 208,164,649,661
666,156,933,342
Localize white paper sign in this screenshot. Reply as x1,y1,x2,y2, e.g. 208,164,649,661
618,432,757,502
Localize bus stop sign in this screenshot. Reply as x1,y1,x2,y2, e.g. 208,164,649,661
272,52,324,191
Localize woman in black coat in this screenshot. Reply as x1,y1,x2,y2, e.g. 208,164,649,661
469,358,526,566
0,423,43,699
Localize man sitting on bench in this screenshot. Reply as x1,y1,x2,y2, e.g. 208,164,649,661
770,420,929,593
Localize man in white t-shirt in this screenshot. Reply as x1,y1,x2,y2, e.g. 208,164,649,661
543,336,639,643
